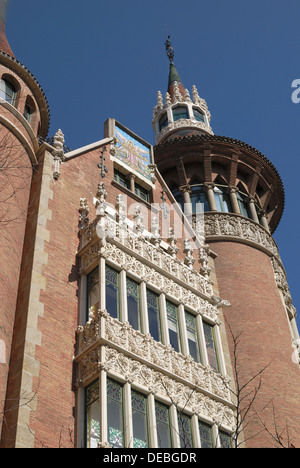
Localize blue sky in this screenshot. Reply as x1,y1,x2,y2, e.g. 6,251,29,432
5,0,300,328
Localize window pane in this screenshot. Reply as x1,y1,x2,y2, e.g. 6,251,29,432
86,380,100,448
107,379,124,448
0,79,16,104
114,169,130,189
185,312,201,363
24,103,31,122
214,186,232,213
173,106,188,121
193,108,205,122
155,402,172,448
127,278,140,331
199,420,213,448
219,431,232,448
166,301,180,353
191,186,209,213
106,265,120,319
87,267,99,320
203,322,219,373
159,113,169,131
132,391,148,448
135,184,149,202
237,192,250,218
178,413,193,448
147,290,161,342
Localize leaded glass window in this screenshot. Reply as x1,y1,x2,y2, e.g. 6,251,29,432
203,322,220,373
178,413,193,448
132,391,148,448
155,402,172,448
106,265,120,319
185,312,201,364
219,431,232,448
87,267,99,320
127,278,140,331
107,379,124,448
166,301,181,353
199,420,213,448
214,186,232,213
147,290,161,342
86,380,100,448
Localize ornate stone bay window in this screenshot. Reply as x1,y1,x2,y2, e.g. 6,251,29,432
75,183,235,448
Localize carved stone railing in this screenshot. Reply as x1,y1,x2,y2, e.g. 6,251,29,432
202,213,280,257
76,310,234,420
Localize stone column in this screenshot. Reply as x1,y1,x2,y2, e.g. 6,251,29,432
129,173,136,193
227,186,240,214
258,209,270,233
179,184,192,216
204,183,217,211
246,196,259,223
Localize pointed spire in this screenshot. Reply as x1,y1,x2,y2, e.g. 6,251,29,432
165,36,185,102
0,1,14,58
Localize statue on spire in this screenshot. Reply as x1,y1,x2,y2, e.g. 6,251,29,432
165,35,174,63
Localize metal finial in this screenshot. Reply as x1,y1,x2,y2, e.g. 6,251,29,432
165,35,174,63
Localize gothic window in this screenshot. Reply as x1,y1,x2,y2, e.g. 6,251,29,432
236,191,251,218
166,300,181,353
105,265,120,320
214,186,232,213
172,105,188,122
147,289,161,342
178,413,193,448
107,379,124,448
159,113,169,131
87,267,99,319
203,322,220,373
185,311,202,364
0,78,16,105
190,185,209,213
198,420,214,448
155,401,172,448
127,277,141,331
23,96,35,124
132,391,149,448
86,380,100,448
219,430,232,448
193,108,205,123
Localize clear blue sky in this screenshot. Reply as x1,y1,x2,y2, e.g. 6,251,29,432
5,0,300,329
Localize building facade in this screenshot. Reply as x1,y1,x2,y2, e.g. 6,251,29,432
0,23,299,449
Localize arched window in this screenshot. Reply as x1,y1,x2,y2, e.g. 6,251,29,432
236,191,251,218
159,113,168,131
190,185,209,213
193,108,205,123
172,105,188,122
214,186,232,213
23,96,36,123
0,78,16,105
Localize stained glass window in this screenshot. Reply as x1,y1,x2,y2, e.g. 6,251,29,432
203,322,219,373
86,380,100,448
155,402,172,448
107,379,124,448
132,391,148,448
127,278,140,331
106,265,120,319
178,413,193,448
219,431,232,448
166,301,181,353
87,267,99,320
147,290,161,342
185,312,202,364
198,420,213,448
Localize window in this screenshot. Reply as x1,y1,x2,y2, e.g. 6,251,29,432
23,103,31,123
198,420,213,448
114,169,130,189
203,322,220,373
0,78,16,105
105,265,120,320
127,278,141,331
166,301,181,353
107,379,124,448
86,380,100,448
236,191,251,218
185,312,202,364
87,267,99,320
147,290,161,342
214,186,232,213
172,106,188,122
193,108,205,123
155,402,172,448
219,431,232,448
135,183,150,202
190,185,210,213
132,391,149,448
159,113,169,131
178,413,193,448
172,188,184,211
